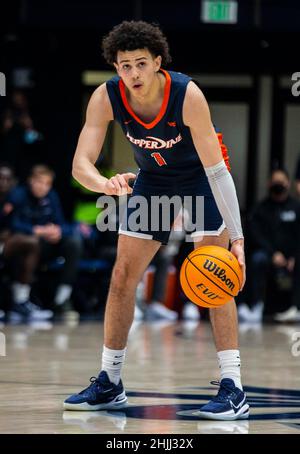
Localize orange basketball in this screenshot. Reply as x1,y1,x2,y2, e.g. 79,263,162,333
180,245,243,308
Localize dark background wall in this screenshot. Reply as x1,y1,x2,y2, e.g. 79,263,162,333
0,0,300,216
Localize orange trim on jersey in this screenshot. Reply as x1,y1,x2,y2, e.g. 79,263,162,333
217,132,231,172
118,69,171,130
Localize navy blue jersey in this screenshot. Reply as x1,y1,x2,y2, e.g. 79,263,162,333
106,70,207,177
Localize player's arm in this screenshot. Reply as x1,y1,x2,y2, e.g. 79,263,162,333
72,83,135,195
183,81,245,284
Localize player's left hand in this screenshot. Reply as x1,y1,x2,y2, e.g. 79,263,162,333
230,239,246,291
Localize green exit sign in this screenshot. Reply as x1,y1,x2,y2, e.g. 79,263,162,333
201,0,238,24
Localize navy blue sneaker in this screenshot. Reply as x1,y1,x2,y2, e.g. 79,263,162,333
197,379,249,420
8,301,53,322
64,371,127,411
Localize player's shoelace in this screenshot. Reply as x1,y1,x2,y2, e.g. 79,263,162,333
209,380,236,402
79,376,110,396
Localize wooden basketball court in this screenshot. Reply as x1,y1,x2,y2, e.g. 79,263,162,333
0,320,300,434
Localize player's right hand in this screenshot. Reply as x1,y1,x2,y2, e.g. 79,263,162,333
231,239,246,291
103,172,136,196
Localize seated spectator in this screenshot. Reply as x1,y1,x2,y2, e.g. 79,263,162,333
239,169,300,322
8,164,82,319
0,163,16,244
0,163,53,321
0,163,16,320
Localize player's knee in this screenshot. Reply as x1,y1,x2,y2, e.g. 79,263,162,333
110,261,136,294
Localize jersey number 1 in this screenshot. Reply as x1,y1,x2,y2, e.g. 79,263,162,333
151,152,167,166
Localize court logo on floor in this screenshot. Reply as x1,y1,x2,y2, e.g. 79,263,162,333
123,385,300,424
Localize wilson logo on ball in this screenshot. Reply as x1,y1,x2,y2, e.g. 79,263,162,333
203,259,235,291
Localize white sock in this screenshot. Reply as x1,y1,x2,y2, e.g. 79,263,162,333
12,282,30,304
217,349,243,390
55,284,72,305
102,346,126,385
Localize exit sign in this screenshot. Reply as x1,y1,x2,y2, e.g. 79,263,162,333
201,0,238,24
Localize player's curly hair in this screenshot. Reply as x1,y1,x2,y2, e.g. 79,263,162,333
102,20,172,66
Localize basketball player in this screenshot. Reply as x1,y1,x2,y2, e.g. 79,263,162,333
64,21,249,420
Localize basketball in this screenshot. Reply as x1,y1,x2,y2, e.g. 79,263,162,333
180,245,243,308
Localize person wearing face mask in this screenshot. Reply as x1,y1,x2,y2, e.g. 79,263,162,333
238,169,300,323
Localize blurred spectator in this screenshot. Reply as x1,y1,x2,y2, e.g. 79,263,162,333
0,163,16,320
239,169,300,322
8,165,82,318
71,192,120,316
0,163,52,321
0,163,16,243
70,166,116,264
0,90,44,181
